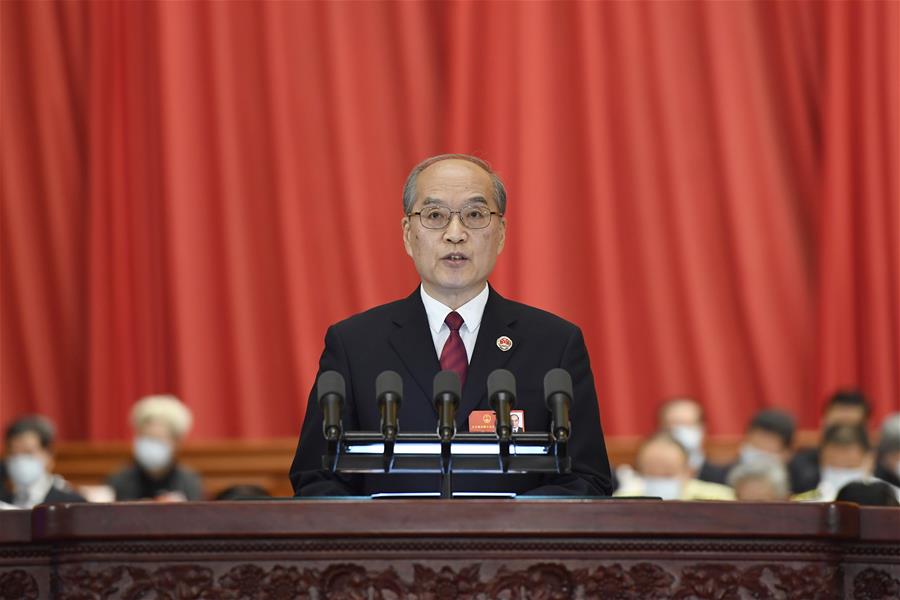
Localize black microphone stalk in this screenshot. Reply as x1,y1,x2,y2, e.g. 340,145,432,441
544,368,573,442
317,370,345,442
487,369,517,441
376,370,403,441
433,370,461,443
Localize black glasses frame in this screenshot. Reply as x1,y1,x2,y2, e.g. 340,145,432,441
407,206,502,230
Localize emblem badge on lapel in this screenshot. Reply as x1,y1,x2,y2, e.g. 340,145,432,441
496,336,513,351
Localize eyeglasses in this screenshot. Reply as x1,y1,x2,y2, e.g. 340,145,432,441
407,204,501,230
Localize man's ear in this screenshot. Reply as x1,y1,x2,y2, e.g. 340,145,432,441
496,216,507,255
401,216,413,257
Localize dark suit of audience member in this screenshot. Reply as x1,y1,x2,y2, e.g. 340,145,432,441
107,464,203,501
2,415,86,508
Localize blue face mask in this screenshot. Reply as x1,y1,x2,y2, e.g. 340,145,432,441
739,444,781,466
133,437,174,471
5,454,47,488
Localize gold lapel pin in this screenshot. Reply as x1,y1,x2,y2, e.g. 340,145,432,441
496,336,513,352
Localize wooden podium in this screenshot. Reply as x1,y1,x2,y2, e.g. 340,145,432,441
1,500,898,599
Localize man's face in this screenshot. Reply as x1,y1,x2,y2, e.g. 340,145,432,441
744,428,790,462
402,159,506,308
6,431,53,470
820,444,869,470
660,399,703,429
636,441,691,480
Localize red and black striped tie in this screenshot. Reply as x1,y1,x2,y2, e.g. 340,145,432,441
440,311,468,387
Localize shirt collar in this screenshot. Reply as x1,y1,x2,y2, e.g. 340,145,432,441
420,283,490,334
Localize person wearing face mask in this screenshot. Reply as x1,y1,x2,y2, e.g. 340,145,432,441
793,423,898,502
1,416,86,509
614,432,734,500
720,409,800,489
787,389,871,493
657,397,729,485
106,395,202,501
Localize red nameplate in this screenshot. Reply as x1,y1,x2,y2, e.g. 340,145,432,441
468,410,525,432
469,410,496,432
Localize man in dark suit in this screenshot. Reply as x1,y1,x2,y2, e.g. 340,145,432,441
290,154,612,497
1,415,85,508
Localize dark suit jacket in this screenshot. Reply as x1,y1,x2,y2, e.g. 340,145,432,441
106,464,203,501
0,478,86,506
290,287,613,497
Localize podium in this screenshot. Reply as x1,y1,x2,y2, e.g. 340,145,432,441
1,500,898,599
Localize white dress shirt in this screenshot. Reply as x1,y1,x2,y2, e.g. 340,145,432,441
420,284,489,363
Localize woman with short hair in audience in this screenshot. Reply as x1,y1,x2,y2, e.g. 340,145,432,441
107,395,203,501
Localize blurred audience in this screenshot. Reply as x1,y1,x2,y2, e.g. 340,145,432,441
788,389,871,493
1,416,86,508
107,395,202,501
727,459,791,501
793,423,875,501
874,413,900,488
657,396,729,484
835,480,900,507
615,432,734,500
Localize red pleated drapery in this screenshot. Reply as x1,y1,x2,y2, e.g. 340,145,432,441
1,1,897,440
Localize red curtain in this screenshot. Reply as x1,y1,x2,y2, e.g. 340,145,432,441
2,1,897,441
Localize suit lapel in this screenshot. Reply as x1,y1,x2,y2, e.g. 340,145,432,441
457,287,520,427
389,289,441,417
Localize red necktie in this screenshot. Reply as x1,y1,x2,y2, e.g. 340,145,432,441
440,311,468,387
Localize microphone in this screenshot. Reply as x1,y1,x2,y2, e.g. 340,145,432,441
544,368,572,442
433,370,461,442
317,371,345,442
487,369,517,441
376,370,403,441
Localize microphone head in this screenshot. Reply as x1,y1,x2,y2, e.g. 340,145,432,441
543,368,573,407
317,370,345,404
375,370,403,403
487,369,516,406
433,370,461,403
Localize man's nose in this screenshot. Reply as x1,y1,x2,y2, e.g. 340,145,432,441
443,213,467,242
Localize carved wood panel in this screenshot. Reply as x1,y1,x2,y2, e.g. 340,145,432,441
47,561,900,600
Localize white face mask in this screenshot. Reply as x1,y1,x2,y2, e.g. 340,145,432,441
5,454,47,488
820,466,867,492
643,477,683,500
133,437,174,472
739,444,781,466
670,425,704,453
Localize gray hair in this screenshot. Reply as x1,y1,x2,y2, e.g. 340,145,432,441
727,459,790,499
402,154,507,215
131,394,193,439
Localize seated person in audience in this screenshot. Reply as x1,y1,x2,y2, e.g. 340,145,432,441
793,423,881,502
107,395,202,501
788,389,871,493
736,409,795,466
835,480,900,507
614,433,734,500
727,459,791,501
657,396,729,484
873,413,900,488
1,416,86,508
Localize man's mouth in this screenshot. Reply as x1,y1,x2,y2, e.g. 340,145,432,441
442,253,468,263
